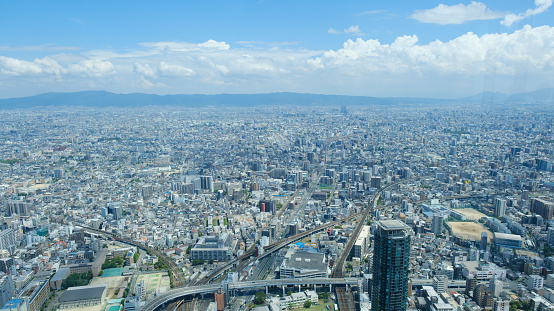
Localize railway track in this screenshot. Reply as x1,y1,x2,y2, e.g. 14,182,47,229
332,175,432,278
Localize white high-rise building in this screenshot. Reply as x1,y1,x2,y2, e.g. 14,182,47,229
432,275,448,293
490,277,503,297
492,299,509,311
528,275,544,290
495,198,507,217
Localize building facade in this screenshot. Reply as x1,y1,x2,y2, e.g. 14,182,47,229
372,220,411,311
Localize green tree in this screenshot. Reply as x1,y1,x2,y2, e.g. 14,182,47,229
208,259,214,264
304,300,312,308
286,290,293,296
102,256,124,269
254,292,266,305
61,272,93,289
133,251,139,263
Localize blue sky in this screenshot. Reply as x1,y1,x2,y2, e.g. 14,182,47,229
0,0,553,98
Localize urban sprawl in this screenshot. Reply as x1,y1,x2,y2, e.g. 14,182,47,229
0,104,553,311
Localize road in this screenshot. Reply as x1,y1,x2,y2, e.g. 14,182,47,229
128,249,147,298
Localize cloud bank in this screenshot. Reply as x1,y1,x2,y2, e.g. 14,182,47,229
0,26,553,98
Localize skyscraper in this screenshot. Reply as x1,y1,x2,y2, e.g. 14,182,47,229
372,220,411,311
200,175,214,192
481,232,488,251
495,198,506,217
432,213,444,235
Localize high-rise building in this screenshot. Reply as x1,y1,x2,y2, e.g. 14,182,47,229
530,198,554,219
490,277,503,297
141,185,153,200
465,276,477,295
200,176,214,192
6,201,29,216
372,220,411,311
432,213,444,235
0,228,16,256
527,275,544,290
432,275,447,293
548,228,554,246
0,274,14,308
481,232,488,251
495,198,507,217
215,288,225,311
492,299,510,311
371,177,382,189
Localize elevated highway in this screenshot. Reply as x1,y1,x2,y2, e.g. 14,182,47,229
142,278,358,311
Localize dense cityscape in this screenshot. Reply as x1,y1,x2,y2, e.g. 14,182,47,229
0,102,552,311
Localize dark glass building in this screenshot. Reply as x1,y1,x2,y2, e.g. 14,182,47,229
371,220,411,311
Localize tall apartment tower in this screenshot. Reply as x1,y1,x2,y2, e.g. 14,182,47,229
480,232,488,251
432,213,444,235
495,198,507,217
200,175,214,192
372,220,411,311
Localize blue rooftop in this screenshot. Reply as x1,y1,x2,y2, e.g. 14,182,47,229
2,299,24,309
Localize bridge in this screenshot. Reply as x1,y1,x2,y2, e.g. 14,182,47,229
142,278,358,311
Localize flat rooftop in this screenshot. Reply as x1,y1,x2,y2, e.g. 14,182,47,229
378,220,409,231
2,299,24,309
59,284,107,303
494,233,522,241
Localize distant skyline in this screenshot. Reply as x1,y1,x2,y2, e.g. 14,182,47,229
0,0,553,99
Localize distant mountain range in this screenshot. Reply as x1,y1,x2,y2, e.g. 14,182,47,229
0,88,552,109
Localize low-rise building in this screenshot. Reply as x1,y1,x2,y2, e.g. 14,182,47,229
191,234,233,262
58,284,108,309
279,251,328,279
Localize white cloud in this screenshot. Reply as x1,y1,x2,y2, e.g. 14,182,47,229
328,25,364,35
1,26,553,98
67,59,115,77
354,10,385,16
411,1,505,24
0,56,43,75
0,56,64,77
158,62,195,77
344,25,363,35
139,40,230,53
502,0,552,26
198,40,230,50
310,25,554,75
133,63,156,78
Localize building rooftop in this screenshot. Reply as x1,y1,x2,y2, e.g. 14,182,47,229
378,220,409,231
2,299,24,309
284,251,326,271
494,233,522,241
59,284,107,303
50,267,70,282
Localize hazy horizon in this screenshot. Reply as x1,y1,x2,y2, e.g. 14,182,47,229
1,1,554,99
